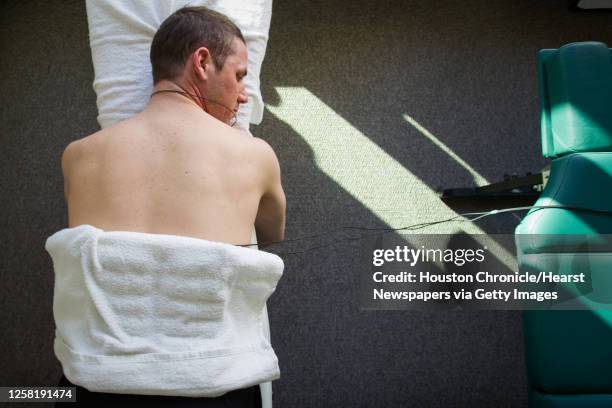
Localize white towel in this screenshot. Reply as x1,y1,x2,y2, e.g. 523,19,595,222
85,0,272,131
45,224,284,397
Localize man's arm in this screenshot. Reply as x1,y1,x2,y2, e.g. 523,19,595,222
61,141,79,204
253,139,286,247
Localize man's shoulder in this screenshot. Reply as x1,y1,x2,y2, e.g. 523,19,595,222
61,137,85,171
63,117,136,156
238,135,278,165
247,135,275,156
248,137,281,179
61,128,108,175
62,131,95,157
223,128,276,159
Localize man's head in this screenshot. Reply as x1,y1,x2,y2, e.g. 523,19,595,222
150,6,248,124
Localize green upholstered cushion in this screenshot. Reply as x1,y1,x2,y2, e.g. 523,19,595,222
518,41,612,408
516,153,612,400
516,153,612,238
523,310,612,394
529,388,612,408
519,254,612,306
539,42,612,158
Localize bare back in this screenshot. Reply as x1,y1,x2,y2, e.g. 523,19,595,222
63,97,281,246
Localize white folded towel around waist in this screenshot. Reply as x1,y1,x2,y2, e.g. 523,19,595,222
45,224,284,397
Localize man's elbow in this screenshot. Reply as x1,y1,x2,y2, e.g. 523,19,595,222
255,218,285,247
275,223,285,243
263,224,285,245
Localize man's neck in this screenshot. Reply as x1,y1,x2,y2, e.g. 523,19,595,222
152,79,206,110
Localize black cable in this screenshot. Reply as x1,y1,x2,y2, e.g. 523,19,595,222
243,204,612,255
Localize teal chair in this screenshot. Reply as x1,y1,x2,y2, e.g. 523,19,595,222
515,42,612,407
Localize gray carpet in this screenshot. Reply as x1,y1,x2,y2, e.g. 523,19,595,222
2,0,611,407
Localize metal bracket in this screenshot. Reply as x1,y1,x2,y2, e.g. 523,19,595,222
439,167,550,208
569,0,612,12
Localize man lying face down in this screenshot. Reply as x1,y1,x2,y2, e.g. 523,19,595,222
62,6,286,247
51,6,286,407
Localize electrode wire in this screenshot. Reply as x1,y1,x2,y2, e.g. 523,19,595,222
241,204,612,255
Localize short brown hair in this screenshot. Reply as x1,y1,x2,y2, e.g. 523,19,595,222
150,6,245,84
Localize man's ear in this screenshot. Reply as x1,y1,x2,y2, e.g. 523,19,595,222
192,46,212,81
